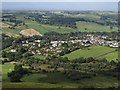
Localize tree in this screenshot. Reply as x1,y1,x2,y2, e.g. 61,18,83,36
7,64,29,82
58,26,61,29
85,28,87,30
110,26,113,30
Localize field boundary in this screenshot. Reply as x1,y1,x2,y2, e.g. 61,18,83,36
94,50,116,59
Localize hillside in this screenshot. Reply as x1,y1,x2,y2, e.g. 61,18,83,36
1,11,118,37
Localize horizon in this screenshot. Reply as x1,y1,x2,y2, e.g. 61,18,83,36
2,2,118,11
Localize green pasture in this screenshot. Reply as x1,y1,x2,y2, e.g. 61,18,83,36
2,63,14,82
25,21,75,34
76,21,118,32
64,46,118,61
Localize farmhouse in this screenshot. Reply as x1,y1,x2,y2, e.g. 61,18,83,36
10,49,16,52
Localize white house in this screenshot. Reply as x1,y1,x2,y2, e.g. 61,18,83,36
10,49,16,52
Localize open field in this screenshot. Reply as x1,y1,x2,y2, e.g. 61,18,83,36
25,21,76,34
2,63,14,82
64,46,118,61
98,51,118,62
76,22,118,32
2,25,26,37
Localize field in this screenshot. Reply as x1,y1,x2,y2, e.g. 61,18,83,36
25,21,76,34
64,46,118,61
2,25,26,37
2,20,118,37
2,63,14,82
76,22,118,32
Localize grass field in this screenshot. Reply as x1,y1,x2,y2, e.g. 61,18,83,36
64,46,118,61
2,25,26,37
2,63,14,82
26,21,118,34
25,21,76,34
99,51,118,61
76,21,118,32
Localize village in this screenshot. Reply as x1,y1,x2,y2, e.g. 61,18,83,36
10,34,119,57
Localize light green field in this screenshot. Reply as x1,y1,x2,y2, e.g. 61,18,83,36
64,46,118,61
2,63,14,82
27,21,118,34
99,51,118,62
76,21,118,32
25,21,75,34
2,25,26,37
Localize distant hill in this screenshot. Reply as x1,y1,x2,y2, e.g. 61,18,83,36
19,28,42,37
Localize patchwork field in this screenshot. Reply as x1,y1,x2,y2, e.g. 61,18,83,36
2,20,118,37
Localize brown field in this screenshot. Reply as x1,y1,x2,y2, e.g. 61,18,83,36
19,28,42,36
0,22,10,28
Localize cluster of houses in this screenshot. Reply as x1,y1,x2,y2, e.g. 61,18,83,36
10,35,119,56
86,35,119,48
